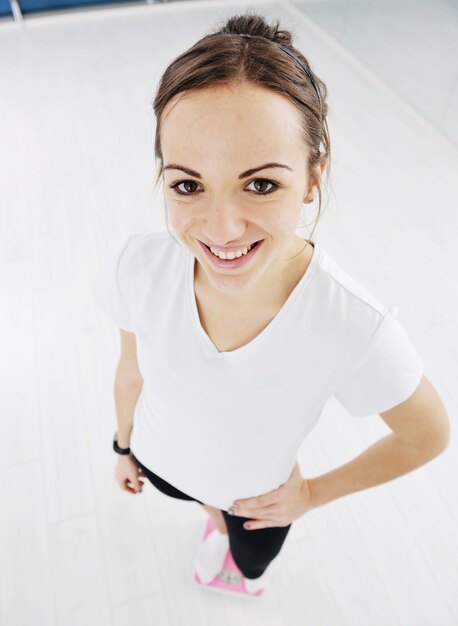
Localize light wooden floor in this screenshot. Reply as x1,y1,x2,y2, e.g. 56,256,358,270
1,1,457,625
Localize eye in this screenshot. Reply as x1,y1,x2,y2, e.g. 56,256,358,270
246,179,278,194
168,180,201,196
167,178,279,196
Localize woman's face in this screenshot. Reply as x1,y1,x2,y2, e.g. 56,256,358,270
160,82,319,296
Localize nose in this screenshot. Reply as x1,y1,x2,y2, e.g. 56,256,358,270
202,203,247,247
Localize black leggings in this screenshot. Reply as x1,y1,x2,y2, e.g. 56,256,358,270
130,453,292,579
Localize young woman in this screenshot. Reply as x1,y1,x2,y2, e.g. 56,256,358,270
91,12,450,600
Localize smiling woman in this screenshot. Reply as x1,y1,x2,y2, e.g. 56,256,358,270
158,80,327,305
90,9,448,601
151,16,330,310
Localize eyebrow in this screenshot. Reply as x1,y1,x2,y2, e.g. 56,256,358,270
163,162,293,179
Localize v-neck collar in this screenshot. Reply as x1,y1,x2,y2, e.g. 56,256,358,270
187,239,321,359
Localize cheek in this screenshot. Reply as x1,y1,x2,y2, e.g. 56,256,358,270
166,207,193,232
268,205,300,232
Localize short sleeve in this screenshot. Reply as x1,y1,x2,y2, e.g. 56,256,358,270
333,306,424,417
90,235,138,332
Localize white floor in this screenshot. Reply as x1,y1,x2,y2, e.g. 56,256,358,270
292,0,458,148
1,1,457,625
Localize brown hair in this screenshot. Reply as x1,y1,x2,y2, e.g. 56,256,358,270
151,10,331,240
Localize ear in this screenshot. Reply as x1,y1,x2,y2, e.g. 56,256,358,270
304,156,327,201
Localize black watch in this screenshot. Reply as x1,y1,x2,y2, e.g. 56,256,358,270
113,432,131,455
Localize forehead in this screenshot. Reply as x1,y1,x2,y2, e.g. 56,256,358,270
160,83,304,160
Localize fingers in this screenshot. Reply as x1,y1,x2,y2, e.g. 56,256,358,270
125,483,143,494
121,477,144,494
115,457,145,493
228,503,276,517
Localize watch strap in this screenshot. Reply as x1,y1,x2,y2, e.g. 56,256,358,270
113,432,131,455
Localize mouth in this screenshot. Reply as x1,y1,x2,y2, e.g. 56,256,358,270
198,238,265,268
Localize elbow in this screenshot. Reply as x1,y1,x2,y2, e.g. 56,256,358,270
397,415,451,460
436,426,451,455
417,421,451,458
433,410,452,453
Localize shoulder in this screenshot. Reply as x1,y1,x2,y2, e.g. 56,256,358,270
122,229,176,256
313,245,392,347
316,247,387,316
119,229,183,275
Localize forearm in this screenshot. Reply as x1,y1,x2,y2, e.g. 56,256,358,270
114,378,143,448
309,433,447,508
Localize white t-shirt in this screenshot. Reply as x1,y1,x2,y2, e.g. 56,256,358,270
90,230,424,511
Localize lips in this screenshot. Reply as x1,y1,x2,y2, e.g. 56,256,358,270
198,237,264,269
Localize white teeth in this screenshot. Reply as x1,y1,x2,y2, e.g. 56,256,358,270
209,243,255,260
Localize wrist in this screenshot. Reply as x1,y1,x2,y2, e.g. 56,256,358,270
307,477,329,509
117,438,130,449
301,478,318,513
113,432,131,455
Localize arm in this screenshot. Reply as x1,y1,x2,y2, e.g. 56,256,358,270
309,375,451,508
114,330,144,449
114,380,143,449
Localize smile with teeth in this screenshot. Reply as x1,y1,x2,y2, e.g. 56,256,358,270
208,241,259,260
